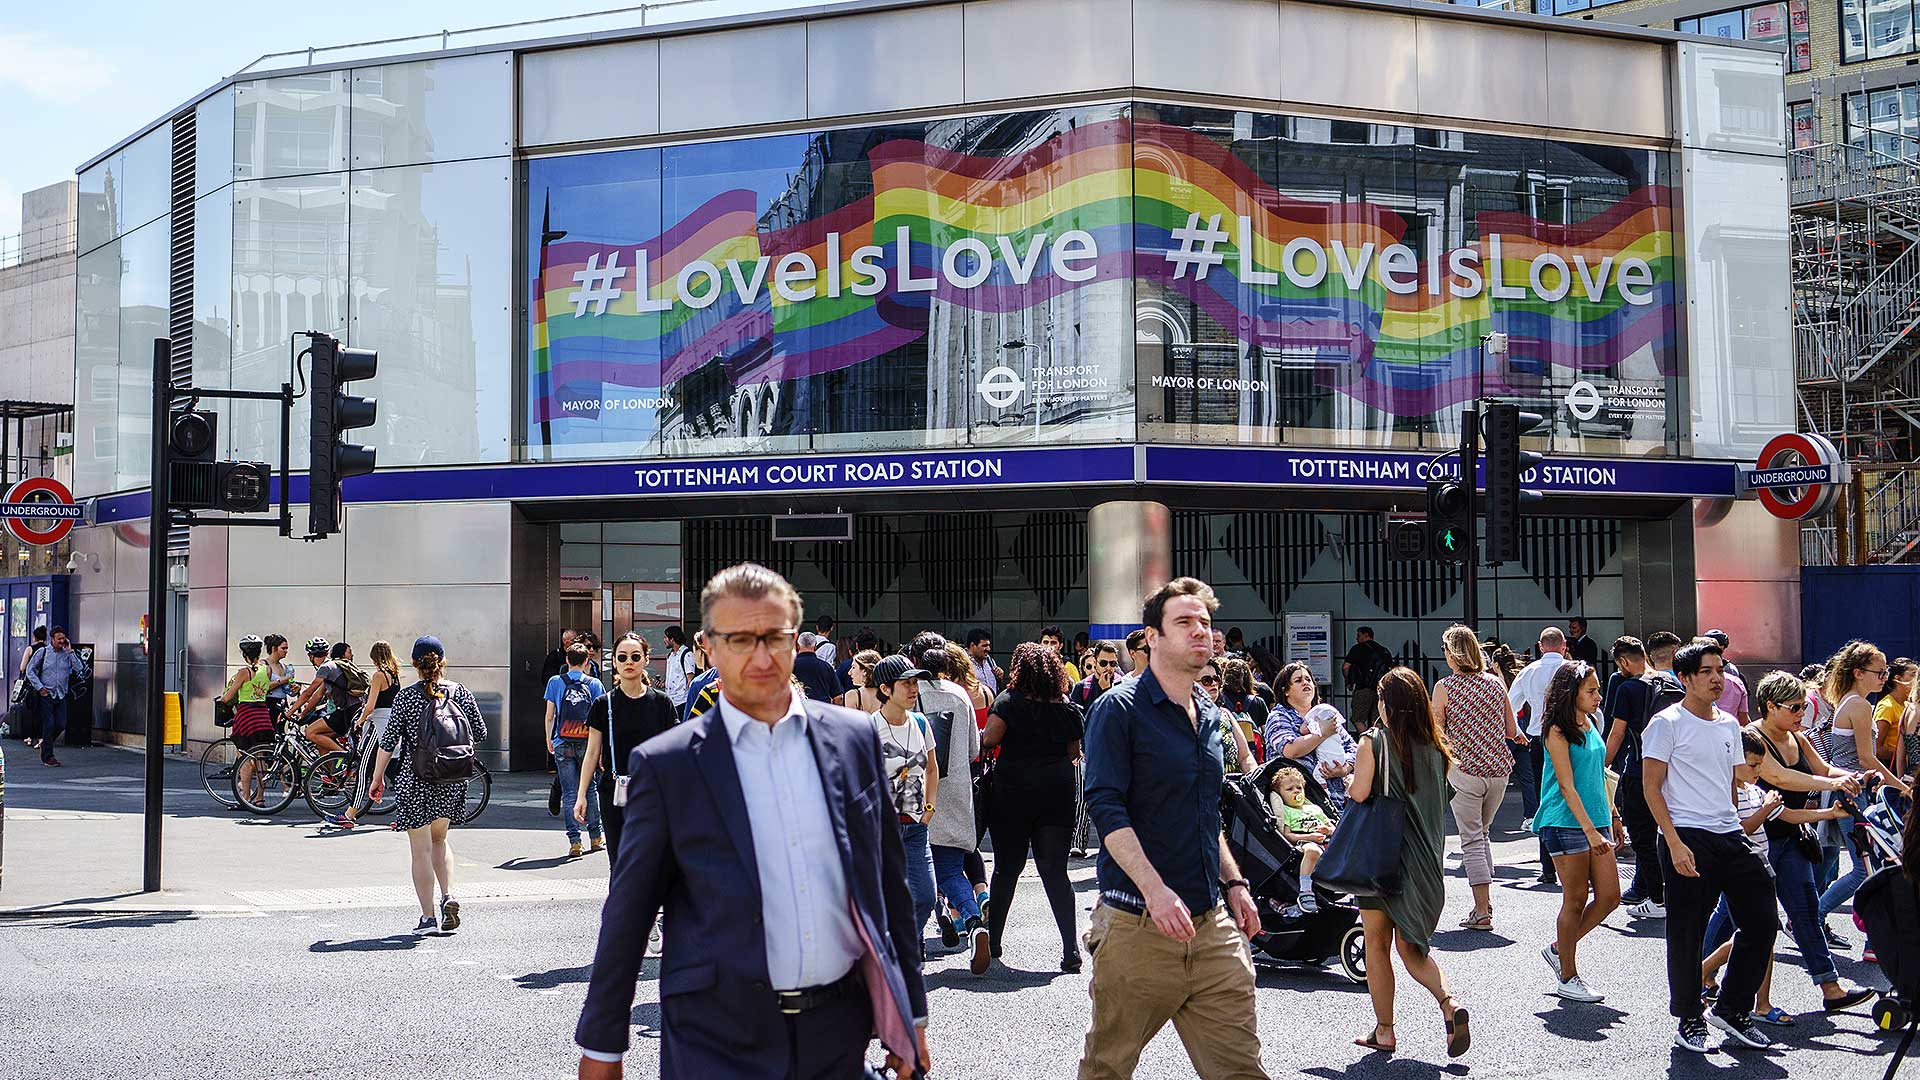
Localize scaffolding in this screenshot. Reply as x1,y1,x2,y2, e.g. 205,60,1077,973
1791,74,1920,564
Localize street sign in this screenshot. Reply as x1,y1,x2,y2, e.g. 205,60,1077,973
1744,432,1845,520
1,477,83,545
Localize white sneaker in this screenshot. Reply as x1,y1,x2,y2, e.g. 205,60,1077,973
1554,975,1604,1003
1628,899,1667,920
1522,816,1534,832
647,921,664,956
1540,944,1562,978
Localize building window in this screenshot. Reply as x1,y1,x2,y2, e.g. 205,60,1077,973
1678,0,1811,71
1842,0,1920,63
1844,84,1920,159
1790,101,1816,148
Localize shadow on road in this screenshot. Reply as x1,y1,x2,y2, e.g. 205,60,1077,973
629,1003,663,1039
925,964,1062,993
309,934,424,953
1534,1000,1630,1042
1662,1047,1791,1078
1305,1058,1469,1080
517,964,594,990
1427,928,1515,953
498,855,579,872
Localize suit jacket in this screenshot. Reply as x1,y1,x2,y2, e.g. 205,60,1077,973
576,698,927,1078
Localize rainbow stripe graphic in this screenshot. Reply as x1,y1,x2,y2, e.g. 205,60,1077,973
528,116,1674,434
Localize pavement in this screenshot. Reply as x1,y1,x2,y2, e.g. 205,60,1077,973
0,739,1906,1078
0,741,609,913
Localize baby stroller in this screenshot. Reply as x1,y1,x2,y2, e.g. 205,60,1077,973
1221,756,1366,983
1846,780,1913,1046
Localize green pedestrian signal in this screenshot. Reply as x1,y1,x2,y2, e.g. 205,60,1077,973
1439,527,1458,552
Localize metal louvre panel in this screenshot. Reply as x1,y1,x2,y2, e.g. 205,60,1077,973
168,110,195,557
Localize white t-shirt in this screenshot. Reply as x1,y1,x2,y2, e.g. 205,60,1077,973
664,646,694,707
816,640,837,667
1641,701,1742,833
871,710,931,818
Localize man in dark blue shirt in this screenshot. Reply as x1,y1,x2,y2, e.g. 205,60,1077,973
1078,577,1268,1080
792,632,846,704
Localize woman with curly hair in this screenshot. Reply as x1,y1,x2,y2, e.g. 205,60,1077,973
1534,660,1619,1003
981,641,1084,972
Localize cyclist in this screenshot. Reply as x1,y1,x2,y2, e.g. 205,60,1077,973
324,640,402,830
289,641,367,755
262,634,298,724
221,635,274,807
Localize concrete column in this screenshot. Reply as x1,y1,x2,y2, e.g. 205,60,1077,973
1087,500,1171,643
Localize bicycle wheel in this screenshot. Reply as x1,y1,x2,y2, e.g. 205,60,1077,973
303,750,358,819
200,738,242,810
455,763,492,826
233,748,297,815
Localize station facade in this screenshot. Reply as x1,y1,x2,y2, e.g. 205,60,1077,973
67,0,1795,765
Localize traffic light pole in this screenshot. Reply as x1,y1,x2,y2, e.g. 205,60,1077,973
1460,404,1479,632
143,341,171,892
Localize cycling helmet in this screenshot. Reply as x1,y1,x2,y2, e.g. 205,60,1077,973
238,634,264,648
305,636,330,654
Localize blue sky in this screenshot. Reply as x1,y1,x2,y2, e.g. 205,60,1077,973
0,0,800,239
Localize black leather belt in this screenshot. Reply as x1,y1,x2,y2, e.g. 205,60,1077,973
775,969,862,1015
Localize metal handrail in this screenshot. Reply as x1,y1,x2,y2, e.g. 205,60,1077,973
232,0,726,75
0,221,76,270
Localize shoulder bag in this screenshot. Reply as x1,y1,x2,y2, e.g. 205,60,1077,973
1312,733,1407,897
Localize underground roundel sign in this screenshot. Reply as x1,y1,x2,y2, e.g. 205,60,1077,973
1749,433,1844,520
3,477,83,545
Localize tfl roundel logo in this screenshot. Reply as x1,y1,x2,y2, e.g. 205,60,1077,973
1750,433,1843,520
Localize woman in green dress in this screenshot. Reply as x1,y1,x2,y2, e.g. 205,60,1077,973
1349,666,1469,1058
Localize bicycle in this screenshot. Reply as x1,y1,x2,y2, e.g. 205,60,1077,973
455,762,492,827
304,722,400,821
200,737,242,810
233,718,331,815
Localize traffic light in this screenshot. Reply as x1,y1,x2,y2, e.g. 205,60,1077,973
1385,515,1429,562
1425,479,1469,563
307,334,378,538
1483,402,1546,564
167,409,271,513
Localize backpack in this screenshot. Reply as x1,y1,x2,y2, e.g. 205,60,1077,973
555,672,597,741
334,659,370,697
412,680,478,784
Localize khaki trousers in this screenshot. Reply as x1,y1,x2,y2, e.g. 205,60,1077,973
1077,902,1270,1080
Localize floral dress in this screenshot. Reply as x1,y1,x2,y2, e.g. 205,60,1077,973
378,679,487,831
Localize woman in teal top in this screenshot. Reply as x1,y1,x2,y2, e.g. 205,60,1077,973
1536,660,1620,1004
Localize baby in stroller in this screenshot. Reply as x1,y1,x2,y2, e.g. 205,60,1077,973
1270,769,1336,914
1222,756,1368,982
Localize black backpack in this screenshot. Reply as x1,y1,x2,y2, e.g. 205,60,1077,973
411,680,477,784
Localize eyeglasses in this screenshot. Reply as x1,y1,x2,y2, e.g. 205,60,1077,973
706,628,799,656
1865,668,1890,677
1198,675,1222,686
614,652,646,663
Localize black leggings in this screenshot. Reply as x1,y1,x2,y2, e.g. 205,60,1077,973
987,810,1077,958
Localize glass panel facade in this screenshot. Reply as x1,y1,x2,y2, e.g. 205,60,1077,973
525,104,1134,461
349,159,514,464
74,242,122,496
1869,0,1917,58
114,217,172,492
1846,84,1920,160
349,55,512,170
196,86,236,200
1134,105,1678,454
235,71,350,181
230,173,350,466
1843,0,1871,61
1677,1,1810,71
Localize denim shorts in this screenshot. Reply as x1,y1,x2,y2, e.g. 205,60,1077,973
1539,825,1591,857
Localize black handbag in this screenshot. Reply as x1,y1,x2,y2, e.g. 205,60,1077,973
214,698,236,727
1314,733,1407,897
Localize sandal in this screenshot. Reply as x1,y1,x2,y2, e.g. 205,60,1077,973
1353,1023,1395,1054
1752,1006,1797,1026
1460,910,1494,931
1444,1002,1471,1058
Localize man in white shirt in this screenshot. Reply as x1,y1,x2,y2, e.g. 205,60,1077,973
1507,627,1567,884
1641,639,1778,1055
814,615,838,667
662,624,695,709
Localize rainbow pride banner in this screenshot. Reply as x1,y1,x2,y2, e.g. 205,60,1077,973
528,114,1675,440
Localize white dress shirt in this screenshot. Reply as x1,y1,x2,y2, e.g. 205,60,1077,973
718,689,866,991
1508,652,1566,738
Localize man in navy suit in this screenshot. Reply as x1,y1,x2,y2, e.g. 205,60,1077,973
576,563,930,1080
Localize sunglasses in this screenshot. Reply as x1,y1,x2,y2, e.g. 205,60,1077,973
1097,659,1118,668
1198,675,1222,686
1778,701,1808,714
614,652,645,663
